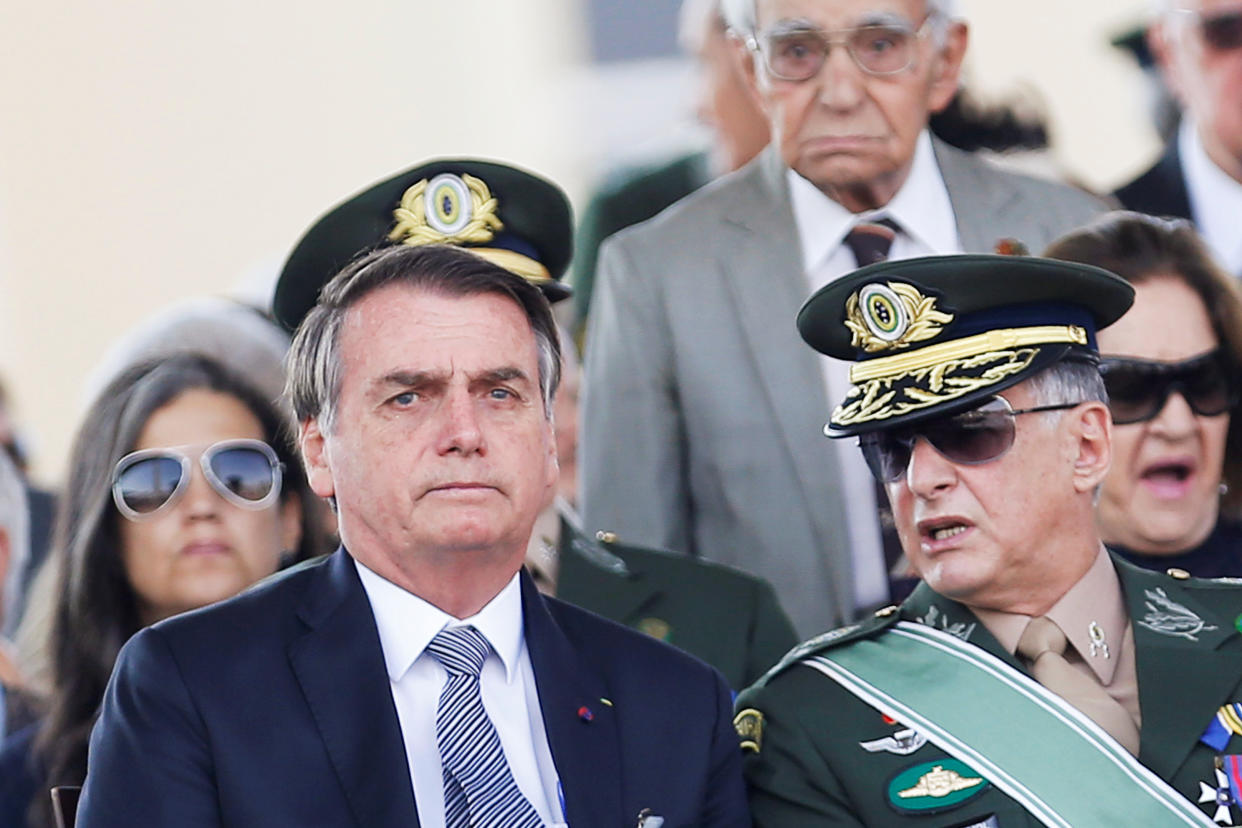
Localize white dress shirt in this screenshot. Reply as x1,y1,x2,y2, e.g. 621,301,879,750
355,561,566,827
788,130,963,610
1181,120,1242,277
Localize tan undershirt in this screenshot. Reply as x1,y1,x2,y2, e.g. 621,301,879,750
971,547,1141,729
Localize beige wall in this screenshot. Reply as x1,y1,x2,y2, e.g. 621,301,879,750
0,0,1160,483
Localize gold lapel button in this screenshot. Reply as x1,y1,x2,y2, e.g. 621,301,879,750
875,605,899,618
1166,568,1191,580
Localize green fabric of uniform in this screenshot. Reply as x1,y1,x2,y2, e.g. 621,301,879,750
808,622,1212,826
737,556,1242,827
570,152,709,334
555,518,796,690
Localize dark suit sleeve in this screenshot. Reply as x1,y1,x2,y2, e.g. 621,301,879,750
78,627,222,827
702,669,754,827
738,676,866,827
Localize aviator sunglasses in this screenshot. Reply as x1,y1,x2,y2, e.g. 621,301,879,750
1099,348,1238,425
111,438,284,521
859,395,1083,483
1176,7,1242,51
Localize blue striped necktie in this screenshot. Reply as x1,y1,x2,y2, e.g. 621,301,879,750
426,626,544,828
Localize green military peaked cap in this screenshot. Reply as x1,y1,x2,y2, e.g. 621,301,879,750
274,158,573,331
797,254,1135,437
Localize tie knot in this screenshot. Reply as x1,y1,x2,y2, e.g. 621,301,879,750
845,217,900,267
1016,616,1068,662
426,625,490,677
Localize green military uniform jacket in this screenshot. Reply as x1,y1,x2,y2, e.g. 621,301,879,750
737,557,1242,826
556,519,797,690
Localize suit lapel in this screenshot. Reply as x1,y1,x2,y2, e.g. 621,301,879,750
1120,564,1242,779
523,572,624,826
717,148,854,616
934,139,1022,253
288,550,420,828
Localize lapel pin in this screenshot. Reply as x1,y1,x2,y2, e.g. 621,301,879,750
636,808,664,827
1088,621,1110,659
577,705,594,722
600,697,613,707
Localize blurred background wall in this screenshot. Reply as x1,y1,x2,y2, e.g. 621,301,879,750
0,0,1157,483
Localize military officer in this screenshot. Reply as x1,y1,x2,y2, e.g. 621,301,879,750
274,158,798,688
737,254,1242,827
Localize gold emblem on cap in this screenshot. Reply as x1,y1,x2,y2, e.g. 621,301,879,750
389,173,502,247
845,281,953,353
734,708,765,754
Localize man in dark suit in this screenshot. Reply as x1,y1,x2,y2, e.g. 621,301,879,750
1114,2,1242,277
77,242,749,826
738,254,1241,826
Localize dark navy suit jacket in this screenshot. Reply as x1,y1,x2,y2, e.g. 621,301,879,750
1114,141,1195,222
77,549,749,827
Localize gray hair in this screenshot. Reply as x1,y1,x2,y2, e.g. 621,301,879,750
287,244,562,433
1026,357,1109,413
0,450,29,636
723,0,961,39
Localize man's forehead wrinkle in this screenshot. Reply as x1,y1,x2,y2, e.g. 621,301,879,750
762,9,912,35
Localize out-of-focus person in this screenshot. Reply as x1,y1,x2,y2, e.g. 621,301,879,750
570,0,771,334
531,329,798,690
0,354,325,828
1045,211,1242,577
581,0,1109,636
1115,0,1242,276
0,451,35,738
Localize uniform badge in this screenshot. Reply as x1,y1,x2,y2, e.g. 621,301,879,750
887,760,987,814
1088,620,1110,659
1138,587,1218,641
844,281,953,353
388,172,503,247
860,727,928,756
916,605,976,641
1204,706,1242,752
1199,762,1239,825
734,708,764,754
637,617,671,642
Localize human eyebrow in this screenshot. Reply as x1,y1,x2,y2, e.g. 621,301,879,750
471,367,531,389
371,370,447,398
855,11,913,28
762,19,822,38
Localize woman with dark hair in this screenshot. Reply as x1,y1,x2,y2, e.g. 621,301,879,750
1045,211,1242,576
0,352,326,826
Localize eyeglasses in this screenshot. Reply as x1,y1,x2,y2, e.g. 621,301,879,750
1175,8,1242,51
747,16,934,81
112,438,284,521
858,396,1083,483
1099,349,1238,425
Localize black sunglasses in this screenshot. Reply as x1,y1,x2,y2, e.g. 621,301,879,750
1185,8,1242,51
859,396,1082,483
1099,349,1238,425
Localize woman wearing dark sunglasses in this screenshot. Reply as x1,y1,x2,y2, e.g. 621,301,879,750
1046,211,1242,578
0,353,327,828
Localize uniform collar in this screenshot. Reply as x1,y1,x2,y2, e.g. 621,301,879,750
354,559,525,684
972,546,1127,685
787,129,959,271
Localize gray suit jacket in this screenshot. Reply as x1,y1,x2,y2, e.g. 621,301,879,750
580,141,1106,635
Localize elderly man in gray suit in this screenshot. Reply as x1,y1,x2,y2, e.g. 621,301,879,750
580,0,1108,636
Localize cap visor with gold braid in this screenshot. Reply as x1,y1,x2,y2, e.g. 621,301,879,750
273,158,573,332
797,255,1135,438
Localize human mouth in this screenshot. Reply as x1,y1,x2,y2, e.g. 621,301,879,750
181,540,230,556
1138,457,1197,499
917,516,974,552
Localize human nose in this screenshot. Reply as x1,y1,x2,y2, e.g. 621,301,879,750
815,40,866,109
1147,389,1199,439
181,461,222,519
903,436,957,499
435,390,484,456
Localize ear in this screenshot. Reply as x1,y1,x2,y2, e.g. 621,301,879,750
543,418,560,508
278,495,303,557
732,32,769,109
927,21,969,113
1147,20,1186,103
299,417,337,499
1069,402,1112,493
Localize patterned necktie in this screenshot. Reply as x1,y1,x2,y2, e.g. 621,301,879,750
426,626,543,828
844,218,911,598
1016,616,1141,756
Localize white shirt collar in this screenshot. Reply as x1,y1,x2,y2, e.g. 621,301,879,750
354,559,525,685
787,130,959,271
1180,120,1242,275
